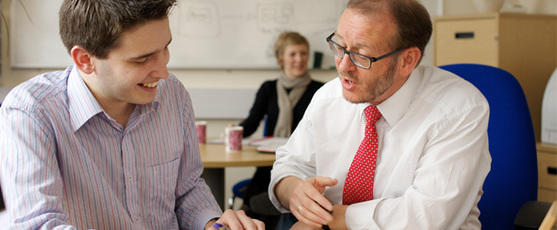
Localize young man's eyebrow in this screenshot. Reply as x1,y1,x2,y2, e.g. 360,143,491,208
131,38,172,60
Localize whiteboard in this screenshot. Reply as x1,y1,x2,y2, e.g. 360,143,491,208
188,88,256,119
11,0,347,69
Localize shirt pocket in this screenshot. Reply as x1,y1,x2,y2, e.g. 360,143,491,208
144,156,180,217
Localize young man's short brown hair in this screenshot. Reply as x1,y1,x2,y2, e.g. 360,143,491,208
59,0,176,59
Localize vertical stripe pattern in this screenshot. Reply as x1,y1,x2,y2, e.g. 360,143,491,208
0,66,222,229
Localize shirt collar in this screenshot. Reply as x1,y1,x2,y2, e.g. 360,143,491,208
376,65,423,127
67,66,104,132
67,66,162,132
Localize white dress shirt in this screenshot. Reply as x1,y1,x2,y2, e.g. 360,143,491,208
269,65,491,229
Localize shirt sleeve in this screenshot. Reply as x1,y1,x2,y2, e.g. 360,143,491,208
345,103,491,230
0,106,77,229
174,88,222,230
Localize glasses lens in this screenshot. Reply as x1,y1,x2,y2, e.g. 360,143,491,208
351,53,371,68
327,34,372,69
327,41,343,58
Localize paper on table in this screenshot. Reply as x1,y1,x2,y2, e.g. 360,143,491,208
247,137,288,146
206,136,288,153
247,137,289,153
207,138,251,145
207,137,260,145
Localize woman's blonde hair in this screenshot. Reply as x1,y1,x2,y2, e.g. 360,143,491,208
274,31,309,68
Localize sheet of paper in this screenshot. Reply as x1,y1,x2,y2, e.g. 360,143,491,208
247,137,289,153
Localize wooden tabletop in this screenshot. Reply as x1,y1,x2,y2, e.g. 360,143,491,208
199,143,276,168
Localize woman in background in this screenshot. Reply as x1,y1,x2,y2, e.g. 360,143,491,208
239,31,323,227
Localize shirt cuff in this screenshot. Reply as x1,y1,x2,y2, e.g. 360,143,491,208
345,199,383,229
196,208,222,230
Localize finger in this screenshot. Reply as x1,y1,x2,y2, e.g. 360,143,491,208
311,176,338,189
292,206,325,229
219,210,242,230
291,221,320,230
302,185,334,214
290,180,333,223
254,219,265,230
300,194,333,224
235,210,258,230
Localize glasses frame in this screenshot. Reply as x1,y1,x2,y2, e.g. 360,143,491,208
326,32,403,69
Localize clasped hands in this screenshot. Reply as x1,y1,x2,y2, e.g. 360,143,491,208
279,176,348,230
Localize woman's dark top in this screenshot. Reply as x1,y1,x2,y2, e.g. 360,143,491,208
240,79,324,137
239,79,323,214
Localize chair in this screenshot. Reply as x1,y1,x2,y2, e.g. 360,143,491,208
439,64,539,229
263,115,271,137
228,178,251,209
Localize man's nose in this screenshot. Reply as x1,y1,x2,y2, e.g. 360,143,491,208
337,53,356,73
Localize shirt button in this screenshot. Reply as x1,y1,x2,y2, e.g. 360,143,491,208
128,176,133,180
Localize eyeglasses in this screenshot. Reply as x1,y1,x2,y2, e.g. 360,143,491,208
326,32,402,69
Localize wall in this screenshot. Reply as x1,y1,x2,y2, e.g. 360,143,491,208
10,0,349,69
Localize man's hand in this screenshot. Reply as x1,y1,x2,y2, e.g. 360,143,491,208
291,205,349,230
328,205,348,230
290,221,322,230
275,176,338,228
205,210,264,230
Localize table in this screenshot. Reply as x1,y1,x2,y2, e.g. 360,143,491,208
199,143,275,209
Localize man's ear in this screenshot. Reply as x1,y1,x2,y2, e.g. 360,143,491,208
397,46,421,77
70,46,95,74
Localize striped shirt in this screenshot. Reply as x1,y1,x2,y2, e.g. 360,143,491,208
0,66,222,229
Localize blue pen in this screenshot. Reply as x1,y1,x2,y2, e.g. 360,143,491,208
212,222,230,230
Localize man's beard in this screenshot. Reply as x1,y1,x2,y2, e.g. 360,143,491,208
343,57,398,104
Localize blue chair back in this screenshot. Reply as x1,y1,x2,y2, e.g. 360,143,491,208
263,115,272,137
439,64,538,229
232,178,252,198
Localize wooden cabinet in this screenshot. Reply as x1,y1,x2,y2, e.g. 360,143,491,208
538,143,557,202
434,13,557,141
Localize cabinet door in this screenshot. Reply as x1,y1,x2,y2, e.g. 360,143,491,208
539,188,557,202
435,18,498,66
539,152,557,190
538,150,557,202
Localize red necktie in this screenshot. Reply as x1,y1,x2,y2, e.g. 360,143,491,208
342,105,382,205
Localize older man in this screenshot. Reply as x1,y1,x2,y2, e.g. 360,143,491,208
269,0,491,229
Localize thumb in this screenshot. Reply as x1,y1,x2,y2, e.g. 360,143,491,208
310,176,338,192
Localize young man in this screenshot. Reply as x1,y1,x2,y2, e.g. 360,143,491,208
0,1,263,229
269,0,491,229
